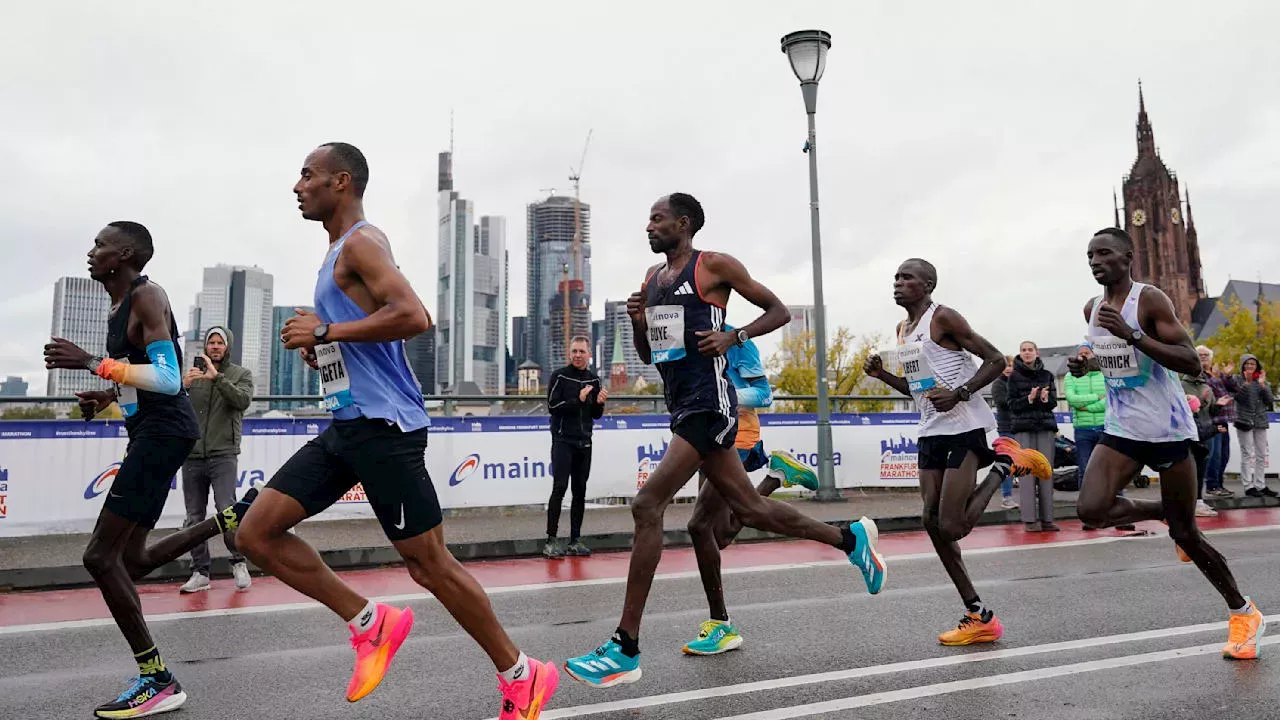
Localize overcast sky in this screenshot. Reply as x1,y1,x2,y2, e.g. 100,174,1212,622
3,1,1278,394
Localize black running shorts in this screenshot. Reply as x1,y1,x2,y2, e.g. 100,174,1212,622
1099,433,1191,472
105,435,197,528
673,411,737,458
266,418,442,541
916,428,996,471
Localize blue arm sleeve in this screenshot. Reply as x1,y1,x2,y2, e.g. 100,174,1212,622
736,377,773,408
145,340,183,395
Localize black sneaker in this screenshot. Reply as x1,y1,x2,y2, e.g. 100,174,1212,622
565,541,592,557
1261,487,1278,498
95,675,186,718
1245,489,1263,498
542,539,565,559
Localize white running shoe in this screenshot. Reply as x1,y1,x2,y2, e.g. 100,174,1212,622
1000,497,1018,510
180,571,210,593
232,562,252,590
1195,500,1219,518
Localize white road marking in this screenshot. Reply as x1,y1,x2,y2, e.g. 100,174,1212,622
715,636,1280,720
534,615,1278,719
0,523,1275,636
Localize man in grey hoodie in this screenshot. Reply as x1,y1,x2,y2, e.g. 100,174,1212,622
179,326,256,591
1231,354,1276,498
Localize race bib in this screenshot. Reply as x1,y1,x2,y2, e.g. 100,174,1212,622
645,305,686,364
897,342,937,393
1090,334,1146,389
316,342,354,411
115,358,138,417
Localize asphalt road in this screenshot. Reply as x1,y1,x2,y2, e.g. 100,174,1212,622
1,520,1276,720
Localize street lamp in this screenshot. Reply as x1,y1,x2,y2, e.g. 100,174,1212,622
780,29,841,502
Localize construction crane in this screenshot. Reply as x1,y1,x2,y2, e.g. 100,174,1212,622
561,130,593,364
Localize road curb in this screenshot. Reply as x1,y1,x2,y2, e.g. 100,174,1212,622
2,495,1275,593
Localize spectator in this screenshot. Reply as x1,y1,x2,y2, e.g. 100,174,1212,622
1006,341,1060,532
1230,354,1276,498
544,336,607,558
1200,348,1234,498
179,327,254,593
989,355,1018,509
1181,370,1221,517
1063,344,1106,500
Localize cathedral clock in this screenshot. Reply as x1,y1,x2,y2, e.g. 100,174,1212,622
1131,209,1147,226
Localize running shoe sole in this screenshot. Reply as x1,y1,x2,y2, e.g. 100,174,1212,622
682,636,744,656
1223,614,1265,661
562,663,642,689
95,689,188,719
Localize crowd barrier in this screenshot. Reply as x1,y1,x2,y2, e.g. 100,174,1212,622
1,412,1275,537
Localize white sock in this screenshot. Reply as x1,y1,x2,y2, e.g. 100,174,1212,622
498,652,530,683
1229,597,1253,614
766,470,783,482
348,599,378,634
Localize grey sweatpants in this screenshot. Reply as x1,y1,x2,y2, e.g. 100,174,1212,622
1237,427,1270,492
1015,430,1056,524
181,455,245,574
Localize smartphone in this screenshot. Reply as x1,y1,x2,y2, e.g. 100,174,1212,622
194,356,208,372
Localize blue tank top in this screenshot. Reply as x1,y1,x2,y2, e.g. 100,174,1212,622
314,221,429,431
643,250,737,427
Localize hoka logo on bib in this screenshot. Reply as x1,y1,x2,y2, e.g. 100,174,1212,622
85,463,122,499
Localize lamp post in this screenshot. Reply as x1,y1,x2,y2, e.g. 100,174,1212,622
780,29,841,502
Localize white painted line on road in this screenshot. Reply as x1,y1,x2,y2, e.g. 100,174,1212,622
714,636,1280,720
1,523,1275,636
534,615,1279,719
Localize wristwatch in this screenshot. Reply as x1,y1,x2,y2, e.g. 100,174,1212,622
735,329,749,347
86,357,102,375
956,385,972,402
1128,328,1144,345
313,323,330,345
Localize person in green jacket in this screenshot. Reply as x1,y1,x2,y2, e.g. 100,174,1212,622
1063,344,1105,495
179,326,255,593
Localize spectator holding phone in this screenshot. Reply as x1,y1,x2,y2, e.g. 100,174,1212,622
179,326,255,592
1230,354,1276,498
1006,341,1060,531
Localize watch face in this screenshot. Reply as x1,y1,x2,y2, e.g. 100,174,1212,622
1131,209,1147,226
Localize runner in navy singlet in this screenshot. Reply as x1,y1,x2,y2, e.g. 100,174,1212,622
564,193,887,688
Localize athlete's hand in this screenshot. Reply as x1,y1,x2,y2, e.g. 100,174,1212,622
863,354,884,379
281,308,323,349
1095,303,1132,340
75,390,115,421
597,387,609,404
626,291,647,325
43,337,93,370
1067,355,1088,378
695,330,736,357
300,347,319,371
925,387,960,413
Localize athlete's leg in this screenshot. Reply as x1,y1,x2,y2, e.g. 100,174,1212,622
82,508,160,654
687,481,732,622
1159,456,1246,608
699,447,843,547
1076,443,1163,528
919,469,978,601
934,452,1000,542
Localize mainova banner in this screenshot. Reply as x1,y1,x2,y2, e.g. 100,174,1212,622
0,412,1274,537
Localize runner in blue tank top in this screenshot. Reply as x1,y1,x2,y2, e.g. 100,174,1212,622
236,143,559,718
564,193,887,689
1070,228,1264,659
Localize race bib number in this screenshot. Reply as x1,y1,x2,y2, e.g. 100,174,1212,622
1090,334,1145,389
316,342,353,411
897,342,937,393
645,305,686,364
115,358,138,417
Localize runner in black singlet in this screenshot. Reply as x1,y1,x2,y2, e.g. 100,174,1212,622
43,221,258,718
564,193,886,688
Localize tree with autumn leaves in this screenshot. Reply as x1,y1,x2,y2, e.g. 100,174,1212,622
1202,297,1280,392
766,327,896,412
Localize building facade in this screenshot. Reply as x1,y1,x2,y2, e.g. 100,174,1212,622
269,306,320,408
47,277,111,396
194,264,274,397
526,195,591,376
599,299,661,387
1,377,29,397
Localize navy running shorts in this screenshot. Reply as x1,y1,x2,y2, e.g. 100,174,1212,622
104,435,197,528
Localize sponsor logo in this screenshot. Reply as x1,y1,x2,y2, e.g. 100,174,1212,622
338,484,368,504
449,453,481,486
447,452,552,487
305,423,321,434
778,448,843,469
879,436,919,480
0,466,8,519
636,440,669,489
85,463,122,499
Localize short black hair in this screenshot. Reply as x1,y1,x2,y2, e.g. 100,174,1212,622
320,142,369,197
107,220,154,268
667,192,705,236
902,257,937,291
1093,227,1134,252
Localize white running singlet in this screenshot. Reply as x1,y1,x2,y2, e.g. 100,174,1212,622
896,303,996,438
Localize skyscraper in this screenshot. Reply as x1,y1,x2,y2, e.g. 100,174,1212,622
269,306,319,409
435,151,507,394
600,299,661,387
47,277,111,396
526,194,591,375
779,305,819,346
1,377,29,397
194,265,274,397
405,329,437,395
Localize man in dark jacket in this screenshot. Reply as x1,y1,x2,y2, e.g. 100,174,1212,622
179,326,255,592
544,336,607,557
1005,342,1060,531
990,357,1017,508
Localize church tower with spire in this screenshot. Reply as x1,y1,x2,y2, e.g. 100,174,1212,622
1119,83,1206,325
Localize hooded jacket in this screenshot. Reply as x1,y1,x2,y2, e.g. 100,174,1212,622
187,327,254,458
990,375,1014,434
1180,373,1221,442
1063,368,1107,429
1230,354,1274,430
1005,356,1059,433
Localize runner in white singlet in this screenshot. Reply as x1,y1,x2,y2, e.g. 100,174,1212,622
1071,228,1264,660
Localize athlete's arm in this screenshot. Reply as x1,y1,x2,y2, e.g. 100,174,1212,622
936,307,1006,394
698,253,788,353
91,286,182,395
736,376,773,409
318,231,430,344
1135,287,1200,376
629,266,661,363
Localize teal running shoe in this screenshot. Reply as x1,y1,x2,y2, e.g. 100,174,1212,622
682,620,743,656
563,640,642,688
847,516,887,594
770,450,819,491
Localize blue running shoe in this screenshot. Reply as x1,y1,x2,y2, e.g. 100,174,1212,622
94,675,186,718
563,640,642,688
847,516,887,594
682,620,744,656
770,450,819,491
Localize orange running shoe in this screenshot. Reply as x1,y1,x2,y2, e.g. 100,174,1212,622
992,437,1052,480
1223,601,1265,660
939,612,1005,646
346,604,415,702
498,657,560,720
